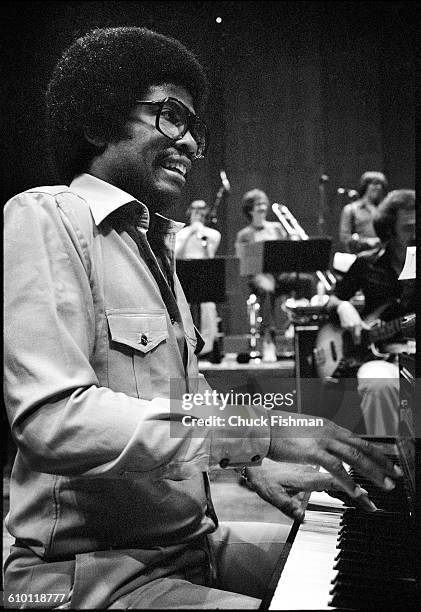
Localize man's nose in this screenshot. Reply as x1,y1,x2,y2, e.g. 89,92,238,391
175,129,198,157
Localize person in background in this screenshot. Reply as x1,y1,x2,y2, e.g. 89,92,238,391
235,188,314,362
175,199,221,356
175,199,221,259
339,171,388,253
327,189,415,436
4,26,402,610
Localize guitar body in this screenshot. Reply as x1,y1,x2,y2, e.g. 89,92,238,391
313,323,367,379
313,303,415,380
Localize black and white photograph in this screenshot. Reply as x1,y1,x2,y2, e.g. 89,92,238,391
3,1,418,609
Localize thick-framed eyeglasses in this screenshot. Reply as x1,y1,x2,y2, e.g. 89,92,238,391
135,97,209,159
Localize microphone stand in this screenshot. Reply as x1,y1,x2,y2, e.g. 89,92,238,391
209,170,230,226
201,170,230,364
318,174,329,236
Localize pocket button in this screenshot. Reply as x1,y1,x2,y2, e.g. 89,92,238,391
138,333,149,346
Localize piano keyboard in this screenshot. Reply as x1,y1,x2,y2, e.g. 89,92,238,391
267,455,417,609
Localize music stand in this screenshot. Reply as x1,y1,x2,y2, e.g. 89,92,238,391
176,257,226,303
238,238,333,410
176,257,227,363
238,237,332,276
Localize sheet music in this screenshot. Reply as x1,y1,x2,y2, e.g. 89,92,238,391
332,251,356,273
398,246,416,279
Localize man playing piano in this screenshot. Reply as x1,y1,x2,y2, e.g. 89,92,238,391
4,26,404,609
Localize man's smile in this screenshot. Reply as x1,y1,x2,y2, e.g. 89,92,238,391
160,159,189,177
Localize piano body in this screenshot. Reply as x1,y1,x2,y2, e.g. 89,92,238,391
264,348,418,610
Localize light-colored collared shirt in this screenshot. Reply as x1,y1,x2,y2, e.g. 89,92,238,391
4,174,270,562
175,224,221,259
70,173,145,225
339,199,381,253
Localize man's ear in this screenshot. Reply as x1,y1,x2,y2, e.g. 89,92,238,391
83,128,106,149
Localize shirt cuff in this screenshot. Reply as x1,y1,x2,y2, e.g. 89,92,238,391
209,404,271,469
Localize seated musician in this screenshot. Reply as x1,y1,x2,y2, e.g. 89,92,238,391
175,199,221,357
327,189,415,436
339,171,388,254
235,188,315,362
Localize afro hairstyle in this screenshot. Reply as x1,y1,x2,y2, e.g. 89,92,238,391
46,26,209,183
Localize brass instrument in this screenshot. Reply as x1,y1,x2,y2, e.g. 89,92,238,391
272,203,336,292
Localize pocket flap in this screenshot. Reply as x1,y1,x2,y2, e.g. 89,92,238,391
106,309,168,353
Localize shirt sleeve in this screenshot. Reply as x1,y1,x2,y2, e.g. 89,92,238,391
4,191,270,480
328,256,365,311
207,229,221,258
234,228,250,257
339,204,354,252
174,226,192,259
275,222,288,239
195,374,271,469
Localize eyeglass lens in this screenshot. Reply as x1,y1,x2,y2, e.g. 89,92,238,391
159,100,206,156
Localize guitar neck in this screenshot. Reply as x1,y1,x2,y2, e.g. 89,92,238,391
368,314,414,343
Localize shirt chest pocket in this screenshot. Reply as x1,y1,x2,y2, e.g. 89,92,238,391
105,309,169,399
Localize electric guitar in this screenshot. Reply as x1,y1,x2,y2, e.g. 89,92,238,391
313,303,415,380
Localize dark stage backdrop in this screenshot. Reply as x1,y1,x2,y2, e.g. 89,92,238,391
2,1,415,335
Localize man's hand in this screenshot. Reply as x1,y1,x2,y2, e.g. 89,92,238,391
349,234,381,253
190,220,204,234
253,273,275,293
244,459,335,521
336,300,370,344
267,412,402,507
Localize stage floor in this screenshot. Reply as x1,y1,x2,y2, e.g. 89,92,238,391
199,353,295,373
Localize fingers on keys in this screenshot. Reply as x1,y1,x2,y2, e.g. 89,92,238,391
271,487,305,522
315,443,401,501
332,433,403,482
344,436,403,481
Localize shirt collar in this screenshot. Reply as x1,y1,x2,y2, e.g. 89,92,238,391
153,213,185,235
251,221,267,231
69,173,184,234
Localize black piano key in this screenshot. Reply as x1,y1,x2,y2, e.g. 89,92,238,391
329,591,417,610
330,573,416,589
337,527,404,541
330,577,416,599
330,579,417,600
337,533,405,547
333,552,413,574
